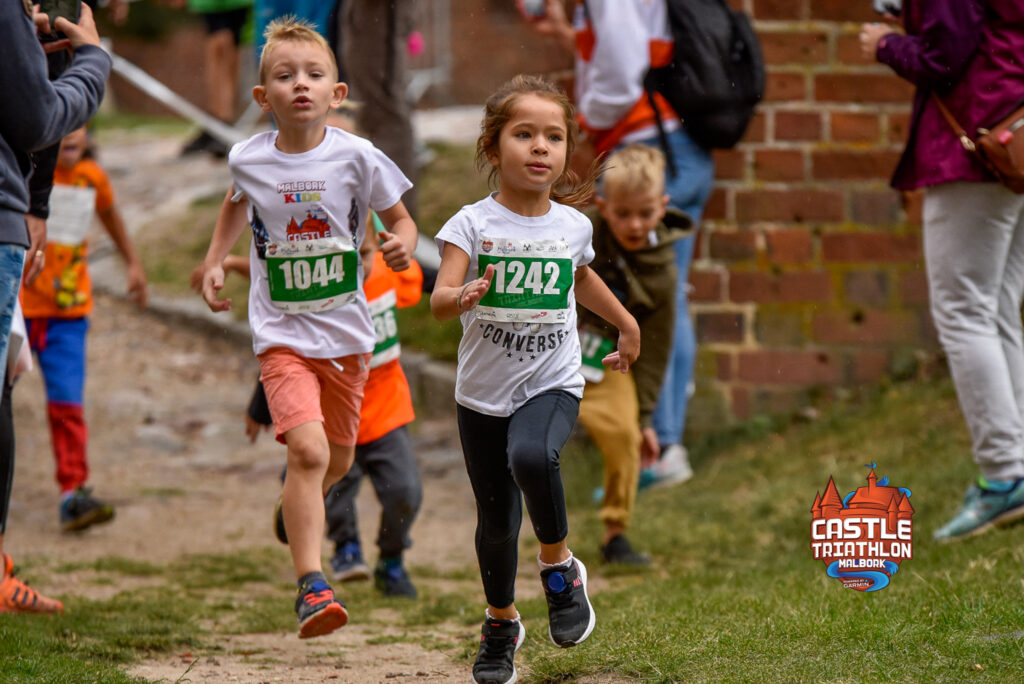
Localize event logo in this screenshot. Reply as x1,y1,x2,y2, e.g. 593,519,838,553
810,463,914,592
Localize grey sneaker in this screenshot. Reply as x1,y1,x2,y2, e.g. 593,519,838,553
540,557,595,647
934,478,1024,541
471,616,525,684
640,445,693,491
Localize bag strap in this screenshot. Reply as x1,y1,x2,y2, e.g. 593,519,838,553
932,93,977,153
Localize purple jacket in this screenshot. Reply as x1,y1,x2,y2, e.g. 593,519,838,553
877,0,1024,190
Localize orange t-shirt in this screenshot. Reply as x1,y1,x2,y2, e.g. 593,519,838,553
20,159,114,319
358,251,423,445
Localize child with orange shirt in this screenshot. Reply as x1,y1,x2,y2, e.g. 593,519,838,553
20,125,147,533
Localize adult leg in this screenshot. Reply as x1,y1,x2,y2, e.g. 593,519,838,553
457,405,519,617
0,244,26,401
0,381,12,539
924,182,1024,480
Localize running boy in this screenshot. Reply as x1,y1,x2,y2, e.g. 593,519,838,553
431,74,640,684
198,17,417,639
20,126,148,533
577,144,692,565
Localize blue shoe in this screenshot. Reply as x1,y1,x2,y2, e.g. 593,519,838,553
330,540,371,582
374,558,417,598
933,478,1024,541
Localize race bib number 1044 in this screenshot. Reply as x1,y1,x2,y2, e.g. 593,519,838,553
476,238,572,323
266,236,359,313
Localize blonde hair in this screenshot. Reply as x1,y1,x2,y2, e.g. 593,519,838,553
601,144,666,197
258,16,337,84
474,74,600,208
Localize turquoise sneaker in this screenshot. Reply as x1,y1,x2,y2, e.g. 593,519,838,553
933,478,1024,541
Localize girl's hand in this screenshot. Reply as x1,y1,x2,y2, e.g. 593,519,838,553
126,262,148,309
378,230,410,272
201,263,230,312
602,320,640,373
457,264,495,312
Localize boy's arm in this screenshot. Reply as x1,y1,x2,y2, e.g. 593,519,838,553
574,264,640,372
200,188,249,312
97,204,147,308
375,200,418,272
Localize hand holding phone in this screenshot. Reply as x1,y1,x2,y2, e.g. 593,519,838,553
517,0,547,19
44,1,101,50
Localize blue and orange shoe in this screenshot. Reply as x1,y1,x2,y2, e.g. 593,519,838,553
0,554,64,614
295,573,348,639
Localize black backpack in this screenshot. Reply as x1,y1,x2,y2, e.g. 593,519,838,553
643,0,765,153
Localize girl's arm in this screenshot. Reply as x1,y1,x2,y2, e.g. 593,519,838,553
574,264,640,372
199,188,249,312
97,203,147,308
429,242,494,322
375,200,419,272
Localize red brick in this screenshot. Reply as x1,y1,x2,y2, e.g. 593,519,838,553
754,310,806,345
755,149,805,182
766,229,814,263
697,312,745,343
812,150,902,180
843,271,890,307
831,112,881,142
836,34,875,65
766,71,808,102
742,111,768,144
717,352,735,381
809,0,878,22
899,269,929,306
815,74,914,103
737,349,842,385
851,350,891,383
731,386,751,420
690,269,724,302
775,110,822,141
760,31,829,65
811,309,916,344
888,112,911,144
753,0,806,20
822,232,921,262
704,188,728,221
710,231,759,260
736,190,844,223
731,271,832,303
850,190,902,226
714,149,746,181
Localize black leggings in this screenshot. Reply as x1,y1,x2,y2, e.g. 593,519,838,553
0,381,13,535
457,390,579,609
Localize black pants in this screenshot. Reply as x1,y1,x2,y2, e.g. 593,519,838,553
457,390,579,608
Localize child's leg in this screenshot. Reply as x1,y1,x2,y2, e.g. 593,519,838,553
457,405,520,619
280,421,334,577
577,371,642,542
324,456,364,549
362,426,422,559
505,390,580,562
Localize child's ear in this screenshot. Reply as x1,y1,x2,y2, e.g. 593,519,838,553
595,195,611,221
656,193,670,219
331,82,349,109
253,85,271,112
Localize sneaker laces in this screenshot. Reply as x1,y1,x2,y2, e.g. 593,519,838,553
479,622,519,661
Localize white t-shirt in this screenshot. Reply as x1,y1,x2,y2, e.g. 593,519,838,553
435,194,595,417
228,127,411,358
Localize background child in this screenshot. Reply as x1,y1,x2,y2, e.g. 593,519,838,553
430,74,640,684
198,17,417,639
20,125,148,533
576,144,692,566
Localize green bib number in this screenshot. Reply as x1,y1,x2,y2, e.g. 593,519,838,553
368,289,400,368
266,237,358,313
579,328,614,383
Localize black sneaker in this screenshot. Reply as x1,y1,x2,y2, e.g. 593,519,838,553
374,558,417,598
59,487,114,533
180,130,228,158
295,574,348,639
599,534,651,566
272,496,288,545
472,617,525,684
540,557,595,647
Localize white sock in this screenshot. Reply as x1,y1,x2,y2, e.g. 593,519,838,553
537,550,573,570
485,608,520,622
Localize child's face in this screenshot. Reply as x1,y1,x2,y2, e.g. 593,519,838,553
489,93,568,196
58,127,88,169
253,40,346,127
596,186,670,251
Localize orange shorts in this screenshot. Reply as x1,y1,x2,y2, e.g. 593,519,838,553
257,347,370,446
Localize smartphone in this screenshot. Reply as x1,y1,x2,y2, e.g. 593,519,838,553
871,0,901,16
519,0,546,18
38,0,82,26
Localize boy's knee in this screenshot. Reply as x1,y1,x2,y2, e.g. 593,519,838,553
287,435,330,472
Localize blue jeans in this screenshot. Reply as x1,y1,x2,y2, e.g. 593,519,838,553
631,128,714,447
0,244,26,400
